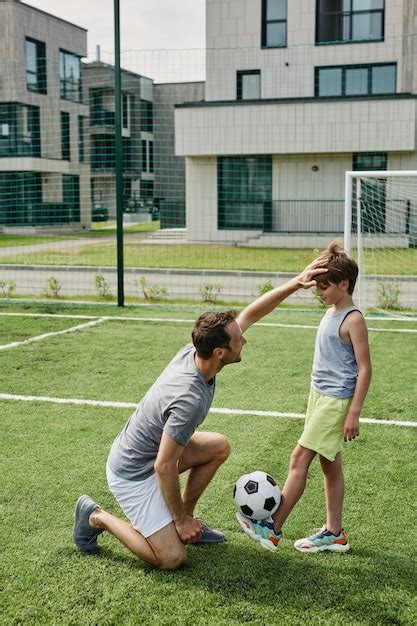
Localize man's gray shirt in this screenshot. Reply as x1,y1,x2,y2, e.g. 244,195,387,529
107,343,216,482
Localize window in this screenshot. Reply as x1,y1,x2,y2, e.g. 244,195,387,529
59,50,82,102
0,172,42,226
142,139,154,173
0,103,40,157
218,156,272,230
91,136,133,170
316,0,384,44
352,153,387,233
140,179,154,199
122,93,130,130
63,175,80,222
61,111,70,161
315,63,396,96
262,0,287,47
26,38,47,94
353,152,387,170
141,100,153,132
78,116,84,162
237,71,261,100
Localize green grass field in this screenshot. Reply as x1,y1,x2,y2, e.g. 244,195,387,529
1,231,416,274
1,303,416,625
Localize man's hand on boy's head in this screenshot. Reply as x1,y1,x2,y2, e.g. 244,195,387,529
298,258,328,289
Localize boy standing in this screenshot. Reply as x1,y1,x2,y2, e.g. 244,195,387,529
237,241,372,553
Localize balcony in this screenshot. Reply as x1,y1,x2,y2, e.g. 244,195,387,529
175,96,417,156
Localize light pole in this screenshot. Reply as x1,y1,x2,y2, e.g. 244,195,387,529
114,0,124,306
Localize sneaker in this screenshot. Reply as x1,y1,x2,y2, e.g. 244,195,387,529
73,495,103,554
236,512,282,552
294,527,350,553
193,518,226,545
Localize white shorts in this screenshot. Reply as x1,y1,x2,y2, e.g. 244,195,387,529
106,463,173,538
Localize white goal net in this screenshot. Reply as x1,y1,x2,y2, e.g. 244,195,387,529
344,171,417,313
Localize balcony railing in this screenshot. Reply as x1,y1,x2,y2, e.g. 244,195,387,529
219,199,345,232
271,199,344,233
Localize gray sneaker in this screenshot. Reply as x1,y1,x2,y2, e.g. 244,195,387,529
73,495,103,553
193,519,226,545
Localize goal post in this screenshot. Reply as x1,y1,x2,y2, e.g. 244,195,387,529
344,171,417,313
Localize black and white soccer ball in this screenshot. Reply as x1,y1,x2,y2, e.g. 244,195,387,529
233,470,281,520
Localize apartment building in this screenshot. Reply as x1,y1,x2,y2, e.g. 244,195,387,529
0,0,91,229
82,60,155,221
175,0,417,246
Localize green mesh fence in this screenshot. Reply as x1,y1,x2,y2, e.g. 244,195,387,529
0,0,417,309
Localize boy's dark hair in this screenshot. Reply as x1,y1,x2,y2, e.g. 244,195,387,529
192,310,237,359
315,240,358,295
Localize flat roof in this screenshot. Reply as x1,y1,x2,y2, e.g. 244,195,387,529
17,1,87,32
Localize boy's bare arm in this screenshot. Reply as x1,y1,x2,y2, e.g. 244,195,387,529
343,314,372,441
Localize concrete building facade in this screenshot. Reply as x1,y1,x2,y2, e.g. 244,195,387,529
154,81,205,228
0,0,91,230
175,0,417,246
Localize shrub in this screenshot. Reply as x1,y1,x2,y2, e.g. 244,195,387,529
376,282,401,310
0,281,16,298
94,274,111,298
42,276,62,298
199,283,222,303
257,280,274,296
134,275,168,301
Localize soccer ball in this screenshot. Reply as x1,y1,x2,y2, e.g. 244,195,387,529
233,470,281,520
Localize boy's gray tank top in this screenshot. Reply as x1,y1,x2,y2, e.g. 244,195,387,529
311,305,361,399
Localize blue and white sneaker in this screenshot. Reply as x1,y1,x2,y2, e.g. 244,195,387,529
294,526,350,553
236,512,282,552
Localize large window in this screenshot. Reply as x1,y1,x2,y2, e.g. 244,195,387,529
59,50,82,102
0,172,42,225
61,112,70,161
218,156,272,230
0,103,40,157
141,100,153,132
316,0,384,44
26,38,47,94
315,63,396,96
237,71,261,100
262,0,287,47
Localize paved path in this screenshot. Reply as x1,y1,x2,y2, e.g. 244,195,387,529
1,264,417,308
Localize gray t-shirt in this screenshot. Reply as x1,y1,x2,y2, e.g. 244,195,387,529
107,342,216,481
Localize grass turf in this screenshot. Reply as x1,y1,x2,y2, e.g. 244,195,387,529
0,304,416,624
1,240,416,275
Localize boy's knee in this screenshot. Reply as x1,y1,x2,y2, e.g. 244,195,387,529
290,446,312,470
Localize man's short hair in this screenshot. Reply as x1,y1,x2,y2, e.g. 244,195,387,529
315,240,358,295
192,310,237,359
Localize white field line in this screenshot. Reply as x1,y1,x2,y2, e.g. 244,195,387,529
0,392,415,428
0,318,107,351
0,312,416,333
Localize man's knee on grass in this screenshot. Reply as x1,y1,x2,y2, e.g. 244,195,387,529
157,547,187,571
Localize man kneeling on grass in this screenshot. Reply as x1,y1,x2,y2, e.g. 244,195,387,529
73,260,326,570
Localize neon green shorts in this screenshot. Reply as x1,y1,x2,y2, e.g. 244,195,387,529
298,387,352,462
